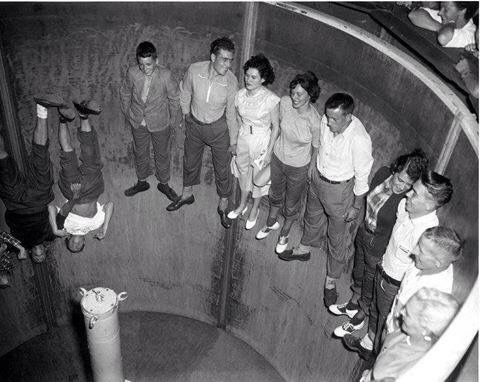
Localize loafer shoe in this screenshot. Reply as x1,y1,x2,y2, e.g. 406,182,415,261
227,205,248,219
328,301,360,318
217,207,231,229
124,181,150,197
167,195,195,211
333,319,365,338
58,106,76,122
245,210,259,230
342,334,374,361
275,236,288,254
278,249,311,262
324,286,338,308
157,183,180,202
256,222,280,240
34,94,66,108
73,100,102,116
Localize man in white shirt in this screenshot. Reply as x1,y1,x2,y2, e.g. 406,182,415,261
279,93,373,308
343,170,453,360
385,226,462,334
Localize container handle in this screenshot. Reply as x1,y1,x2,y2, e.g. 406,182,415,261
79,287,88,297
118,292,128,302
89,316,98,329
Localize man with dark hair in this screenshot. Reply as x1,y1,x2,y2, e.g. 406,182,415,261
0,96,73,264
342,170,453,360
48,101,114,253
280,92,373,308
329,149,428,338
409,1,478,48
167,37,239,229
121,41,181,202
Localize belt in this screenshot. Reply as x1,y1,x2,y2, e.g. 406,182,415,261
189,113,224,126
376,264,401,287
318,172,352,185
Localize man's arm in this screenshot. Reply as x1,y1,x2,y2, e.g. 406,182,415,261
95,202,114,240
226,76,239,149
48,204,69,237
119,67,133,116
455,56,479,98
264,103,280,165
344,134,373,222
437,23,456,46
179,66,193,117
408,8,443,31
164,70,182,127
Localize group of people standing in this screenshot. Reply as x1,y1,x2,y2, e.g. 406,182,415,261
0,34,465,380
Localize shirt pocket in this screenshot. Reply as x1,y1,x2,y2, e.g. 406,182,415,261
209,81,228,107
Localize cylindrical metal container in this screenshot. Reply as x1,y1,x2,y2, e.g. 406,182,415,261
80,287,128,382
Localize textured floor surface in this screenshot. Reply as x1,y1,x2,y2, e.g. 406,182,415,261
0,311,284,382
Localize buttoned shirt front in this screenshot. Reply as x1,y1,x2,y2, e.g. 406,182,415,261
385,263,453,333
381,198,439,281
180,61,239,145
316,114,373,195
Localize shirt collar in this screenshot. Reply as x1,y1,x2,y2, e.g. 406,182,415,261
411,209,437,226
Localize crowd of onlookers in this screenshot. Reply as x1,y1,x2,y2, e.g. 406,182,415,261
0,3,476,379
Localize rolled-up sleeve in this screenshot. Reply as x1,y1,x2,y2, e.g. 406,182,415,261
226,76,239,146
352,133,373,195
179,66,193,116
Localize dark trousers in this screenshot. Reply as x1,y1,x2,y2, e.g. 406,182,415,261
268,153,308,235
59,128,104,204
368,267,400,354
300,169,355,278
183,113,232,198
131,124,172,184
351,224,385,315
0,141,54,212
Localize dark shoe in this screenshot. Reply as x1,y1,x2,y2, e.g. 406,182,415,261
342,334,374,361
124,181,150,197
58,106,76,122
217,207,231,229
73,100,102,116
278,249,311,262
34,94,66,108
166,195,195,211
157,183,180,202
324,286,338,308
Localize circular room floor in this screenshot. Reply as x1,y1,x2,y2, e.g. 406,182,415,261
0,311,284,382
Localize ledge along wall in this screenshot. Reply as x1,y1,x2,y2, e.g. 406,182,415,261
0,2,477,382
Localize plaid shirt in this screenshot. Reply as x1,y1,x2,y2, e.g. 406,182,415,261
365,175,393,232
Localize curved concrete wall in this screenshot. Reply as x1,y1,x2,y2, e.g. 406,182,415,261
0,3,477,382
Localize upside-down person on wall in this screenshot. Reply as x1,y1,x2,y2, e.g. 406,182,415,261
48,100,114,253
121,41,181,203
0,96,72,263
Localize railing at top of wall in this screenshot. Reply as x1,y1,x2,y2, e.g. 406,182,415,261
265,2,479,381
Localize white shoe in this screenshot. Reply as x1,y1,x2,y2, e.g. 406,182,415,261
255,222,280,239
333,319,365,338
328,302,359,318
227,206,248,219
245,210,260,230
275,236,288,254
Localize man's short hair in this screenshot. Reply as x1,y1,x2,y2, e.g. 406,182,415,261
289,71,321,104
421,170,453,207
390,148,429,182
136,41,157,60
455,2,478,21
410,287,459,340
422,226,463,262
325,93,354,115
243,54,275,86
210,37,235,56
66,236,86,254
